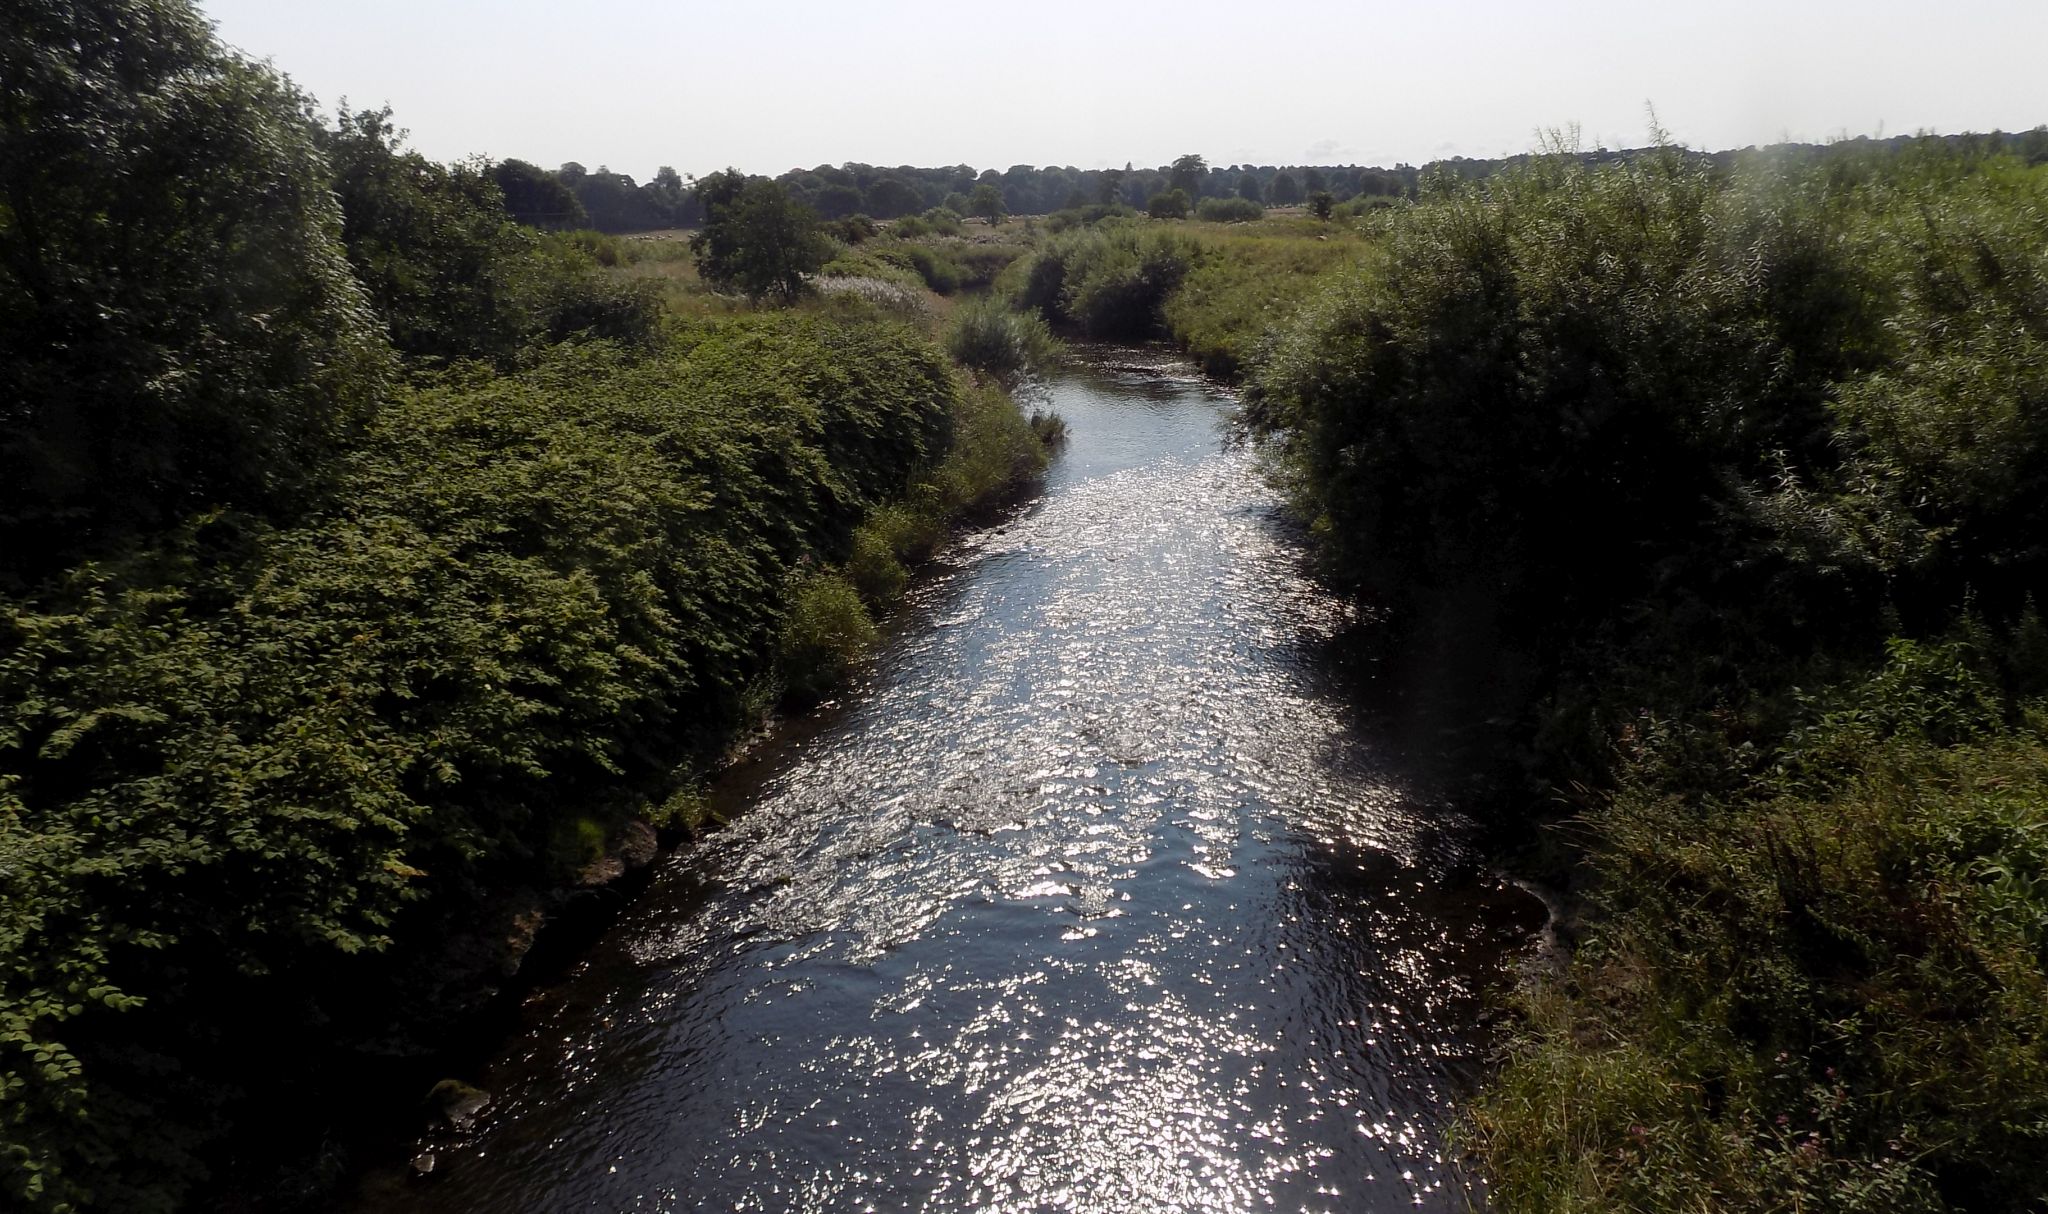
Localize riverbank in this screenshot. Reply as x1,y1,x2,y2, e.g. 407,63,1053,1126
2,308,1062,1213
333,346,1542,1213
984,137,2048,1211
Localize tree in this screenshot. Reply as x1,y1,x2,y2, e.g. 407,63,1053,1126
1237,172,1263,203
1271,171,1303,205
1303,167,1329,195
1169,153,1207,201
690,170,828,302
323,107,546,364
1098,167,1127,205
1309,190,1336,220
814,182,865,219
490,158,588,229
570,167,668,232
1147,188,1191,219
862,176,923,219
968,182,1007,225
0,0,391,578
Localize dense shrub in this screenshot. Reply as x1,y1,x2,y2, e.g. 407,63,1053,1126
1237,139,2048,1209
1195,196,1264,223
945,297,1064,388
1044,203,1136,233
920,381,1055,518
820,247,928,296
828,214,879,244
1474,642,2048,1213
949,244,1027,289
1247,147,1889,728
1147,189,1191,219
901,244,961,294
776,573,879,704
1012,223,1202,338
0,0,391,576
0,315,966,1213
1161,233,1363,377
690,170,829,302
488,158,587,230
324,111,664,366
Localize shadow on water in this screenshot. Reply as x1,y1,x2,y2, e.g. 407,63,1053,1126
345,344,1542,1213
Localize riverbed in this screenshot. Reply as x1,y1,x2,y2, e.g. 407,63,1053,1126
356,349,1537,1213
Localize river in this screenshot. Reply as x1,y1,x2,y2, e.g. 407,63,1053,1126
354,349,1538,1213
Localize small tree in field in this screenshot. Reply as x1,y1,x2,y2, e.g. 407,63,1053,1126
1309,190,1335,220
1147,189,1191,219
690,170,827,302
968,182,1006,225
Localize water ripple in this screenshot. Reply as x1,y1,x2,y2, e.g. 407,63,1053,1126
356,351,1537,1213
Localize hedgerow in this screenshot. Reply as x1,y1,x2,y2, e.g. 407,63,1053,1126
0,315,969,1212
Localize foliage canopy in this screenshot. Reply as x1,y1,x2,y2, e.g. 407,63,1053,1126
0,0,391,577
689,171,829,302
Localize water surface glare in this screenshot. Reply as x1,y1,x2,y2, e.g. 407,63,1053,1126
370,351,1536,1213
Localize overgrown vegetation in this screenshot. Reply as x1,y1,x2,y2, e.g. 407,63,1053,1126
324,107,664,362
1012,222,1201,339
1471,642,2048,1213
688,169,828,302
1239,139,2048,1210
944,297,1063,388
1005,214,1365,374
0,4,1059,1210
0,0,389,580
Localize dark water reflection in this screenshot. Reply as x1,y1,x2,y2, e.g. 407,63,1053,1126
359,349,1537,1213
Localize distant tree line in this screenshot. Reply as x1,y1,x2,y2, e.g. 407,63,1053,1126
483,127,2048,235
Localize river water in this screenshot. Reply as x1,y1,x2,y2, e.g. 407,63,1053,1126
361,350,1537,1213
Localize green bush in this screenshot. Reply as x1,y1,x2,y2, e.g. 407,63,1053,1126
1044,203,1136,233
1230,138,2048,1211
950,244,1026,289
0,0,391,575
0,314,963,1213
776,572,879,704
924,382,1054,517
828,214,879,244
689,170,829,302
549,228,635,267
844,526,911,605
945,297,1063,388
1012,223,1201,338
1474,643,2048,1213
1147,189,1191,219
902,244,962,294
1161,232,1363,378
1195,196,1264,223
323,111,665,368
1246,146,1884,728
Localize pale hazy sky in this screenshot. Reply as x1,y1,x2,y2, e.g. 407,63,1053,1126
202,0,2048,182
